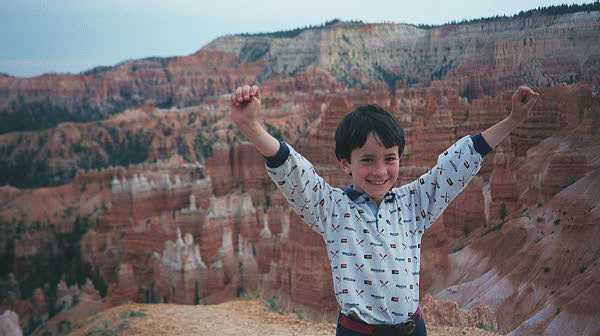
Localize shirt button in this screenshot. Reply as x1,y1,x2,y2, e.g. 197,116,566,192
378,214,382,218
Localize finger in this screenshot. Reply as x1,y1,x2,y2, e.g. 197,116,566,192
519,89,529,104
524,88,540,102
522,86,540,98
524,96,538,110
528,88,540,97
513,86,524,101
251,85,260,98
242,85,251,101
512,90,519,101
235,87,243,102
230,92,239,107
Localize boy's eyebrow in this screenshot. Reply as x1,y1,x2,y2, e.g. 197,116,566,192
359,153,398,158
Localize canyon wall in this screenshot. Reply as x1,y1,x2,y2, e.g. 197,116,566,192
1,9,599,336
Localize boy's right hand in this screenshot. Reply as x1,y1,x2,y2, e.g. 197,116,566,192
228,85,279,156
230,85,261,130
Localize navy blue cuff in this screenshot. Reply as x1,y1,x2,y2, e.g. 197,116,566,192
470,134,492,157
265,140,290,168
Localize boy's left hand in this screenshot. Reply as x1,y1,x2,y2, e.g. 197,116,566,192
509,85,540,124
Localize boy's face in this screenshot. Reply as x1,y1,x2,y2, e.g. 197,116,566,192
339,133,400,203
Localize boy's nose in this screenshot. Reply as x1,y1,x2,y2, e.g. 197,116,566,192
372,163,387,175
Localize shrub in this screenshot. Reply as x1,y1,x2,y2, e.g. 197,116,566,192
566,175,579,186
236,19,363,39
240,290,260,300
499,202,508,223
463,223,471,236
460,81,478,102
120,310,146,319
193,133,214,159
264,123,285,141
265,296,283,314
58,320,72,333
477,323,496,332
294,308,306,320
449,240,466,253
482,222,503,236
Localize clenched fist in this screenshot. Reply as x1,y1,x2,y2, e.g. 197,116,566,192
509,85,540,124
230,85,261,130
228,84,279,157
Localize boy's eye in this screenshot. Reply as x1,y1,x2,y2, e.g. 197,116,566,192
385,157,398,162
360,158,373,163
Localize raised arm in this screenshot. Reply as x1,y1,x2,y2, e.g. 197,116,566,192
230,85,280,157
482,85,540,149
406,85,539,232
229,85,335,236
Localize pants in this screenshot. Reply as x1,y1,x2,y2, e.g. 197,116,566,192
335,314,427,336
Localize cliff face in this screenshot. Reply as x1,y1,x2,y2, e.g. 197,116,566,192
1,9,600,336
2,12,599,135
436,109,600,333
0,52,266,134
204,13,600,89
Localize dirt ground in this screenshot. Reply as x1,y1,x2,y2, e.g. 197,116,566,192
67,299,500,336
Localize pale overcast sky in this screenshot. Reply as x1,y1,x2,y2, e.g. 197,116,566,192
0,0,593,77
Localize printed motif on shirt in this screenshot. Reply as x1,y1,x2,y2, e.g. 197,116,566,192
266,136,483,325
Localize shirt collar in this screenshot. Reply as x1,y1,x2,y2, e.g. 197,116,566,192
343,185,370,203
344,184,366,202
343,185,396,203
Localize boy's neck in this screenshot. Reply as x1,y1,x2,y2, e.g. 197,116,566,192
345,184,383,205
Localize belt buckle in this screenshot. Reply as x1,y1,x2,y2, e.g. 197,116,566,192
373,319,416,336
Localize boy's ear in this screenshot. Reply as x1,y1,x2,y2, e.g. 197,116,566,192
338,158,352,176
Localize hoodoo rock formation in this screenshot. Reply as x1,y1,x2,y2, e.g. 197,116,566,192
1,7,599,336
0,310,23,336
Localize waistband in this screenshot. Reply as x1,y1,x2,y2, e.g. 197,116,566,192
339,308,422,335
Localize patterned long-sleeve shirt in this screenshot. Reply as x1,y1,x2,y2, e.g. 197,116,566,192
265,135,491,325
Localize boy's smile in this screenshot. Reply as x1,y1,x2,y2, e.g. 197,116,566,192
340,133,400,203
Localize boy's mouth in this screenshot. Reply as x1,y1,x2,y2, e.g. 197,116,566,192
367,179,388,185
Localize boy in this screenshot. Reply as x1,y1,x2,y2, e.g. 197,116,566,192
230,85,539,336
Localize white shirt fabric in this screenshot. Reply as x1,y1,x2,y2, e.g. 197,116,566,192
265,135,484,325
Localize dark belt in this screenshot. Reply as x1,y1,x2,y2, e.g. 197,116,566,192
339,308,421,336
